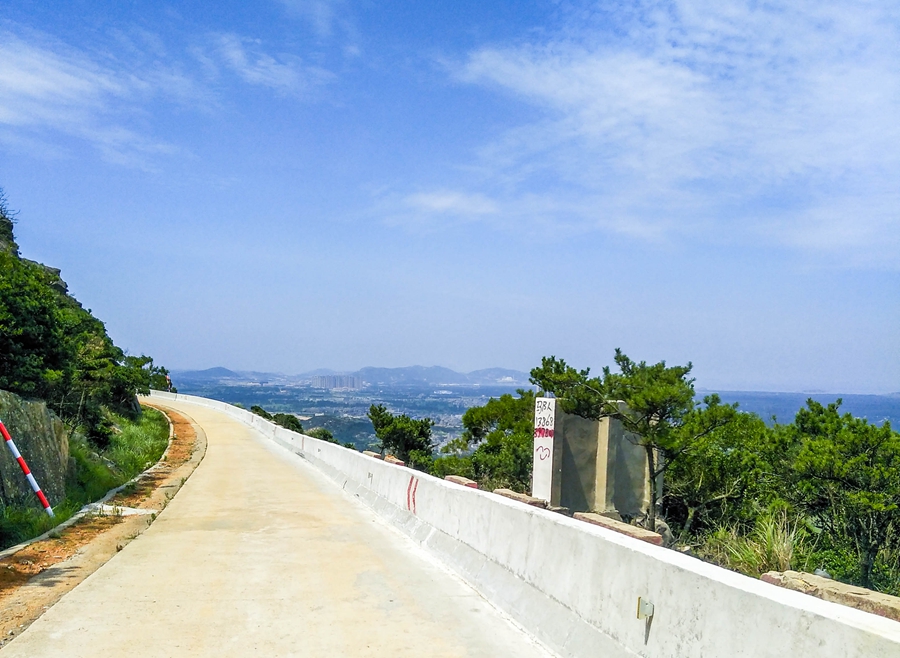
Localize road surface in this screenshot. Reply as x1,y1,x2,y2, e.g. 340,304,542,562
1,399,552,657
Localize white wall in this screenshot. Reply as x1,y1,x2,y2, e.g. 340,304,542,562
148,391,900,657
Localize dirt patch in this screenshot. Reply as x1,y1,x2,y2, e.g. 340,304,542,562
107,410,197,509
0,515,124,590
0,404,206,647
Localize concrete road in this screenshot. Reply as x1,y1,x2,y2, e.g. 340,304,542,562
1,399,552,657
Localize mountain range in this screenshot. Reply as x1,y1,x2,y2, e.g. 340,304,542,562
170,366,532,387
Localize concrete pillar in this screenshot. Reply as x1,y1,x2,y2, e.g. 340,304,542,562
532,401,652,516
531,397,563,505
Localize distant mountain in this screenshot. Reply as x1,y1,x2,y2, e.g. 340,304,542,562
356,366,468,386
355,366,530,386
171,365,532,387
466,368,531,385
172,367,241,381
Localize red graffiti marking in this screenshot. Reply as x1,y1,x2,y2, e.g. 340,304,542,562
533,427,554,439
535,446,551,461
407,475,420,513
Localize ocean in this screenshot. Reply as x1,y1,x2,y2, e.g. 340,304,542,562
700,390,900,428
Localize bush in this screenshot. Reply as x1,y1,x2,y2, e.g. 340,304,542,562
368,404,434,464
698,513,811,577
250,405,273,420
0,207,174,444
272,413,303,433
105,407,170,477
307,427,337,443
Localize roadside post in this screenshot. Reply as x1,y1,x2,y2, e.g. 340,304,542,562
0,419,55,517
532,397,562,505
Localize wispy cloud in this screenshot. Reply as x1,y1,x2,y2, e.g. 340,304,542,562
421,1,900,267
212,34,332,93
277,0,347,39
0,26,333,166
0,30,187,165
405,191,499,217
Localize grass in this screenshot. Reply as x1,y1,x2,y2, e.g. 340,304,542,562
0,406,169,550
697,513,809,577
695,513,900,595
105,407,169,478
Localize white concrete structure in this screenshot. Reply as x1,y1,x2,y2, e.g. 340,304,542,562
148,392,900,658
531,396,558,502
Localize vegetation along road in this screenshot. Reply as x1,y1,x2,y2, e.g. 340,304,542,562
0,399,551,657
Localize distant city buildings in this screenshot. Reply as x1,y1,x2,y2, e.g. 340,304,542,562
311,375,362,390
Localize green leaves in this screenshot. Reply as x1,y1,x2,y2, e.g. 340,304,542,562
0,252,69,398
529,349,701,454
789,400,900,586
529,356,603,419
430,391,536,492
367,404,434,464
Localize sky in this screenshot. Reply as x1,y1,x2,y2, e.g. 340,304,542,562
0,0,898,394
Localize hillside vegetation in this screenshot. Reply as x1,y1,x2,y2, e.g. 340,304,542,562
0,189,174,548
0,190,172,445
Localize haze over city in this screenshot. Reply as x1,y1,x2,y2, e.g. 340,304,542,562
1,1,898,393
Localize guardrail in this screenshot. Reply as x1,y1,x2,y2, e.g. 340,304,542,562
147,390,900,658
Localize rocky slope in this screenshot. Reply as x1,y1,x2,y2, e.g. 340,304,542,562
0,390,68,510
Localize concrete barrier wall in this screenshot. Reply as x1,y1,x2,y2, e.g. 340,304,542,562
147,391,900,657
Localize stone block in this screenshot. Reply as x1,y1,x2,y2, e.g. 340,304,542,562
384,455,405,466
573,512,663,546
761,570,900,622
493,488,548,508
445,475,478,488
362,451,383,460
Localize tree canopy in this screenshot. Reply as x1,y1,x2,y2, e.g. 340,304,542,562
789,400,900,588
0,190,174,446
368,404,434,466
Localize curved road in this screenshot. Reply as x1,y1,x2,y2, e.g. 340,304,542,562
1,399,552,657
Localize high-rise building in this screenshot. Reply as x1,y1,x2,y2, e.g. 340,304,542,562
311,375,362,390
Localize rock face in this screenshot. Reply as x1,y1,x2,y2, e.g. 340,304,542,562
0,390,69,510
0,213,17,255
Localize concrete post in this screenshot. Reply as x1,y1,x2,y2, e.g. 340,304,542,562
531,397,563,505
539,410,653,517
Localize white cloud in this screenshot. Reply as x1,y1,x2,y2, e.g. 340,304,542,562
277,0,346,38
405,191,499,216
0,31,183,165
0,27,332,165
213,34,331,93
443,0,900,267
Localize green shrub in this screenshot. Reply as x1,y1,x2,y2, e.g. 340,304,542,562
430,454,475,481
250,405,273,420
307,427,337,443
272,412,303,433
105,407,170,478
698,513,810,577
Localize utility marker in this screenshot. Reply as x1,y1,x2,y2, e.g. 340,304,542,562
0,419,55,517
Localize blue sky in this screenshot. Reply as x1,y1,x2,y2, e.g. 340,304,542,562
1,0,898,393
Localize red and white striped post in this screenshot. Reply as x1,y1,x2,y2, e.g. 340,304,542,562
0,419,54,517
